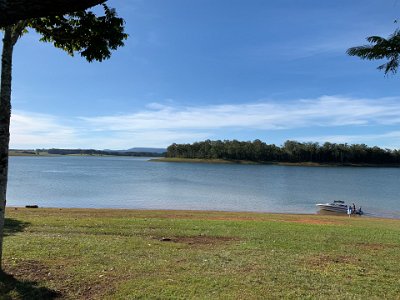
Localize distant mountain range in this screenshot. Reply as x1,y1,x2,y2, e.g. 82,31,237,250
104,147,167,154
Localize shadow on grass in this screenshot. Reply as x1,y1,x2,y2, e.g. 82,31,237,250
0,271,61,299
3,218,30,236
1,218,60,298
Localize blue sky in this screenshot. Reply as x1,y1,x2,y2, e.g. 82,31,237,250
6,0,400,149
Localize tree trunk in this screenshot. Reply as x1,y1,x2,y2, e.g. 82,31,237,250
0,27,14,269
0,0,106,27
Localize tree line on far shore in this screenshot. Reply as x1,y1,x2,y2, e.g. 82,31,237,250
166,140,400,164
36,149,163,157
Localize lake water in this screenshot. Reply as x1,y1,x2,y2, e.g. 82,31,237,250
7,156,400,218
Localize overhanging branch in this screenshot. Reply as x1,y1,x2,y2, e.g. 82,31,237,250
0,0,106,27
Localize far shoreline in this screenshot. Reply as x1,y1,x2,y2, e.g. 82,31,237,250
10,151,400,168
9,150,163,158
150,157,400,168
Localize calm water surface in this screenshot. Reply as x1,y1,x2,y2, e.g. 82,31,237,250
7,156,400,218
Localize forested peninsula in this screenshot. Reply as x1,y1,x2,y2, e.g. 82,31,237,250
165,140,400,165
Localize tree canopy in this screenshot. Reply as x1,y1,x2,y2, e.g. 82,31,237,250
28,4,127,62
166,140,400,165
0,0,106,27
347,29,400,74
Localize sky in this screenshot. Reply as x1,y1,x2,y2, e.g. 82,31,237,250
5,0,400,149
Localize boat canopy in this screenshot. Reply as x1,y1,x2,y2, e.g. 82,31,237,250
333,200,345,204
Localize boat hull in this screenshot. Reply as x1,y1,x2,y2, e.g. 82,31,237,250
316,204,348,213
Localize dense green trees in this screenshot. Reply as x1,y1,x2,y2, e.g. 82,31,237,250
166,140,400,165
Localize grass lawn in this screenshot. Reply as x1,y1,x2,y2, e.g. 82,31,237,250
1,208,400,299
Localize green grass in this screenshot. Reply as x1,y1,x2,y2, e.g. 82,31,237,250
1,208,400,299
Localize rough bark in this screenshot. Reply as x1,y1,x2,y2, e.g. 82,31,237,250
0,26,14,269
0,0,106,27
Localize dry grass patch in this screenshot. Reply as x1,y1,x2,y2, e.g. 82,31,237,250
158,235,240,246
355,242,399,251
8,207,349,225
4,260,58,283
3,259,129,299
307,254,361,268
286,218,344,225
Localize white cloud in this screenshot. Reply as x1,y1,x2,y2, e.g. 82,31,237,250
81,95,400,131
9,96,400,149
10,112,78,149
9,110,211,149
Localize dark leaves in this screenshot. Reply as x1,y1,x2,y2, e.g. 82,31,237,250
347,29,400,74
29,4,128,62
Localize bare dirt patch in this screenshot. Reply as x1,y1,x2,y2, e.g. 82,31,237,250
4,260,56,283
144,213,344,225
287,218,343,225
150,213,263,222
2,260,63,299
355,242,399,251
6,208,351,226
65,273,123,300
158,235,240,246
307,254,361,268
3,260,126,299
143,212,347,225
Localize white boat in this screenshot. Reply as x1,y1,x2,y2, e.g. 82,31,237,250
316,200,362,214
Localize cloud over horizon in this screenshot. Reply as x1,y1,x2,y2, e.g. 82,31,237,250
10,95,400,149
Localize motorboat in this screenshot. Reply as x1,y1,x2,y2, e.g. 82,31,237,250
316,200,348,213
316,200,363,215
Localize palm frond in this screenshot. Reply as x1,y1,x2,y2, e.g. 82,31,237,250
377,57,399,74
366,36,387,44
347,29,400,74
